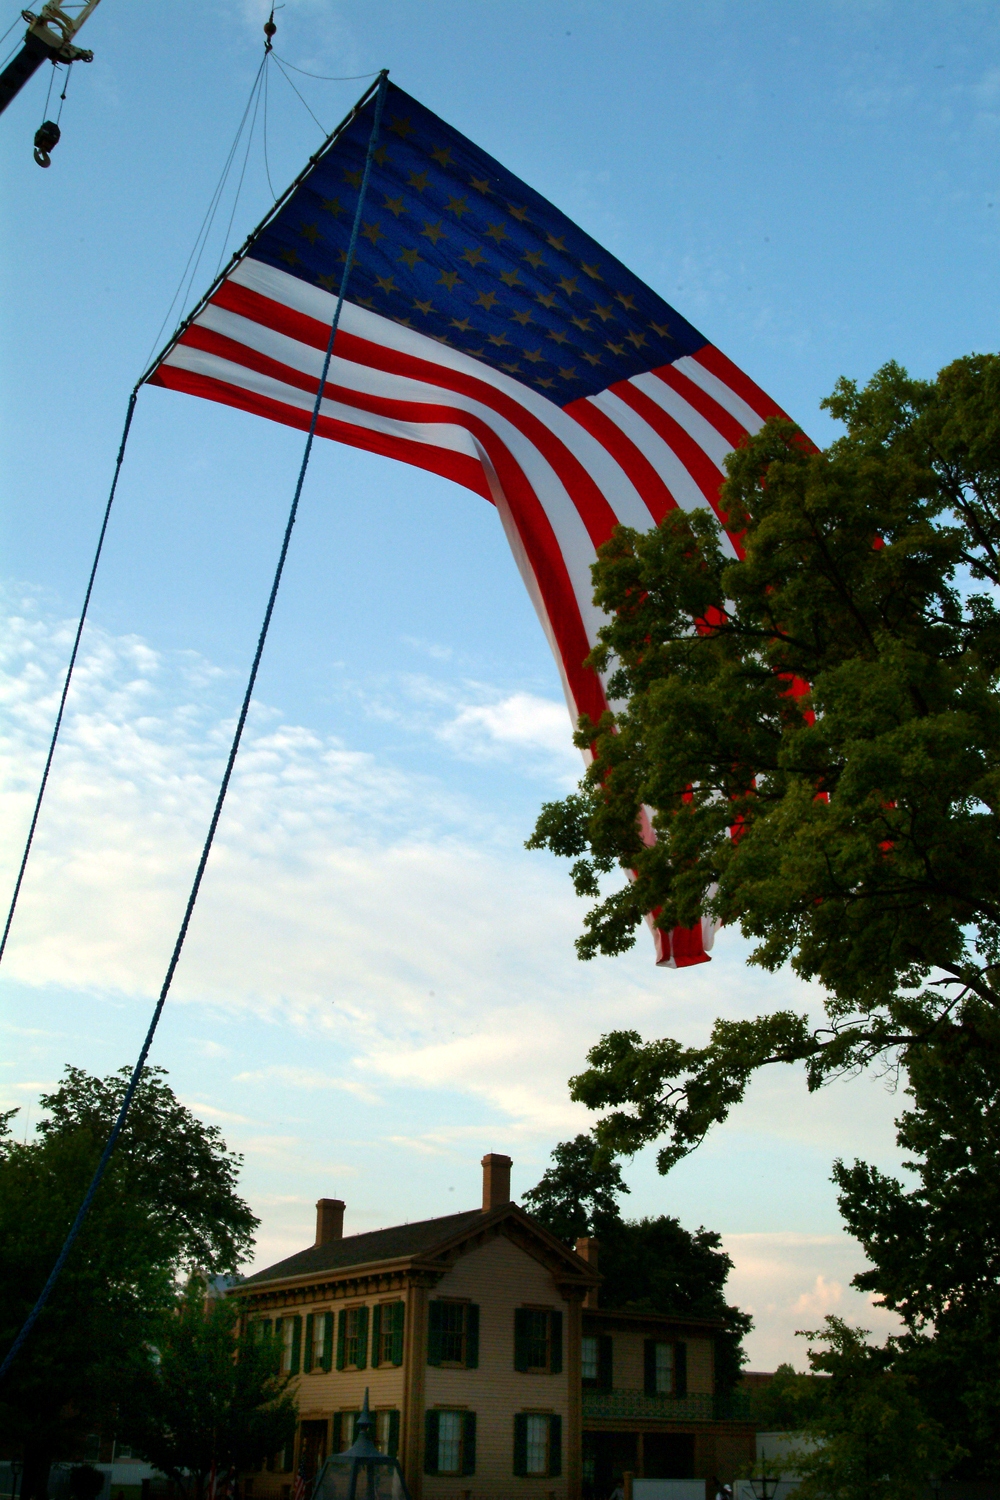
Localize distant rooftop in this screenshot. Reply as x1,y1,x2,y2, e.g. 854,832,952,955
241,1208,485,1286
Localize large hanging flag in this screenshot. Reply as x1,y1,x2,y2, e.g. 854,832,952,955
149,79,792,967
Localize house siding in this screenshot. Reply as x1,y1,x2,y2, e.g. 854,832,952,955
424,1235,571,1500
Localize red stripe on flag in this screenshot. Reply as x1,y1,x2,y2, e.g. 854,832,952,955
652,364,749,451
151,359,606,730
150,361,492,499
563,395,679,525
610,379,728,521
209,279,623,553
693,345,790,425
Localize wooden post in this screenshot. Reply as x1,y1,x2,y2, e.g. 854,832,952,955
402,1277,429,1500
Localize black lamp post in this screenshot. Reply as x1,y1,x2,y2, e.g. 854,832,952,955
748,1462,780,1500
9,1459,22,1500
312,1391,411,1500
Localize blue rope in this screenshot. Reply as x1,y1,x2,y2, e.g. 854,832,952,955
0,69,390,1384
0,385,140,969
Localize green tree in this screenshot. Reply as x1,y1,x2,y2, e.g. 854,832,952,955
523,1135,752,1392
787,1318,952,1500
743,1361,827,1432
118,1280,297,1500
833,1026,1000,1476
527,353,1000,1169
0,1066,258,1499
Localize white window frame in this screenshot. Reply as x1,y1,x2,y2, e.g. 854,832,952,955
437,1410,463,1475
654,1340,675,1395
525,1414,550,1476
581,1335,599,1382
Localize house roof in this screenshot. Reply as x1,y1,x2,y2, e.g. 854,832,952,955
240,1207,486,1286
236,1201,602,1298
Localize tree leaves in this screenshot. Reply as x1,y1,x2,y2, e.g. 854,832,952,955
528,354,1000,1165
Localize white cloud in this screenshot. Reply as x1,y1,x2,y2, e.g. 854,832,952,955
722,1233,902,1369
439,690,580,769
235,1065,380,1103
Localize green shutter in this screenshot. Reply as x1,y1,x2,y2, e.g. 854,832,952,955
275,1317,284,1371
675,1340,688,1398
464,1303,479,1369
548,1415,562,1477
282,1435,295,1473
391,1301,405,1366
512,1413,528,1476
332,1413,342,1452
371,1304,382,1366
304,1314,314,1373
424,1410,440,1475
427,1300,444,1366
513,1309,530,1372
598,1333,613,1391
387,1409,400,1460
290,1315,302,1375
336,1310,347,1370
643,1339,656,1396
356,1306,369,1370
322,1312,334,1372
461,1412,476,1476
549,1310,563,1374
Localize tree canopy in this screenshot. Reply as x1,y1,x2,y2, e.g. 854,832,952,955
834,1026,1000,1477
523,1134,751,1390
118,1280,297,1500
0,1066,258,1498
528,353,1000,1170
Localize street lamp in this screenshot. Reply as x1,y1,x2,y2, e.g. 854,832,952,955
312,1391,411,1500
748,1463,780,1500
9,1459,22,1500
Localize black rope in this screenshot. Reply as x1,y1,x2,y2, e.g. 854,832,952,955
0,69,389,1384
0,387,140,970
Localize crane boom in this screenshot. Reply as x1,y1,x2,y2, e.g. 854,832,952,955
0,1,102,116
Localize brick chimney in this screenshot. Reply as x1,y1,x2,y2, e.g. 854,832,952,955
315,1198,345,1246
481,1153,513,1212
576,1236,600,1308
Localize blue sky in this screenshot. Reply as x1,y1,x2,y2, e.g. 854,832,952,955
2,0,997,1366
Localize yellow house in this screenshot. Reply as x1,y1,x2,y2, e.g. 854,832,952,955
231,1154,754,1500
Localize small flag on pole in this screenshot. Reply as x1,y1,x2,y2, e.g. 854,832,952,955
149,79,792,966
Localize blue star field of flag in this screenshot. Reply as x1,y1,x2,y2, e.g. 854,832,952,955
251,81,709,407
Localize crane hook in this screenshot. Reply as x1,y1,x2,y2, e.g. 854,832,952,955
33,117,59,166
263,9,276,52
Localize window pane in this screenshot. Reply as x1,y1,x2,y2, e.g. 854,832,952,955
581,1336,599,1382
524,1310,549,1370
525,1415,548,1475
375,1411,391,1454
345,1308,361,1367
313,1317,326,1366
438,1411,462,1474
438,1303,465,1363
379,1308,393,1364
338,1414,357,1452
655,1342,674,1394
282,1321,295,1372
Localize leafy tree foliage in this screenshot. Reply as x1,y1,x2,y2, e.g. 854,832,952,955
527,354,1000,1170
743,1362,827,1432
523,1135,751,1390
118,1280,297,1500
787,1318,951,1500
0,1066,258,1499
834,1029,1000,1476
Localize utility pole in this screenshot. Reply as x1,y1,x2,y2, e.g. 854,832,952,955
0,2,102,117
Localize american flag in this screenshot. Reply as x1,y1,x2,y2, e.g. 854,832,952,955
149,79,792,967
291,1465,307,1500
